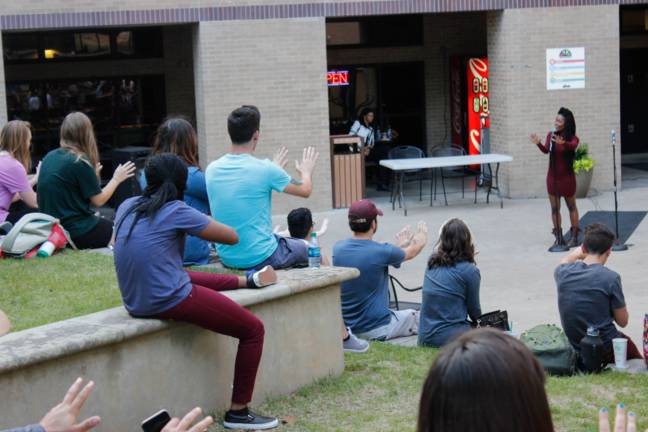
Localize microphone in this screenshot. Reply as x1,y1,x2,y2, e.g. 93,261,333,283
549,128,556,153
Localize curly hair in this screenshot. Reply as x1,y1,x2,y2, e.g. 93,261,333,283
427,218,475,268
558,107,576,141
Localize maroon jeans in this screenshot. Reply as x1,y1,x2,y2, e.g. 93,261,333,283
157,270,264,405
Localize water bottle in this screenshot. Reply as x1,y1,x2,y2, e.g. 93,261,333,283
308,232,321,269
580,326,604,373
37,241,56,258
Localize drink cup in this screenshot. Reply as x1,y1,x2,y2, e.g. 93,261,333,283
506,321,520,339
612,338,628,369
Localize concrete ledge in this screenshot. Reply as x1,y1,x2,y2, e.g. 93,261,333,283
0,266,359,430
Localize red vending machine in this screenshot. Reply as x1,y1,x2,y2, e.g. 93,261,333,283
450,57,490,156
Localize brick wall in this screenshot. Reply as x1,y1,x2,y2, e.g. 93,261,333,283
193,18,332,213
326,12,487,155
487,5,620,198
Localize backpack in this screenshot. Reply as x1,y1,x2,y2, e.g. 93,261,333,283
0,213,75,258
520,324,577,376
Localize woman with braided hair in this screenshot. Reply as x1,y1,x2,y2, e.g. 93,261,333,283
113,153,279,430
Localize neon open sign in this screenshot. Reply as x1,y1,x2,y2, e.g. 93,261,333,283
327,70,349,86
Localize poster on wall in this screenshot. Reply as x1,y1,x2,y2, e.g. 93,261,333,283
546,48,585,90
466,58,489,157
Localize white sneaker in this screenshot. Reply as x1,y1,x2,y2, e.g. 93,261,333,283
343,327,370,353
250,266,277,288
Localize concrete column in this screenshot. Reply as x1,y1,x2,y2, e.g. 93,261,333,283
193,18,331,213
0,33,8,124
163,25,195,122
487,5,620,198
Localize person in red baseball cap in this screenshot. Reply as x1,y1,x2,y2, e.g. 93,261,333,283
333,199,428,342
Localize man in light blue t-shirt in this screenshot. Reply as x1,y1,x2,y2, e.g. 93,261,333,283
205,105,319,270
333,199,428,341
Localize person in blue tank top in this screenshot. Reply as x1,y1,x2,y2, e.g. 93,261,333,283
142,117,212,266
418,218,482,348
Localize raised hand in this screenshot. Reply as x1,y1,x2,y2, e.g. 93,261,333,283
39,378,101,432
295,146,319,179
530,133,542,146
396,225,413,247
112,161,136,184
273,146,289,170
161,407,214,432
317,218,329,237
33,160,42,184
416,221,428,237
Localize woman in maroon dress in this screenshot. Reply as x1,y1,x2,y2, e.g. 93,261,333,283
530,107,580,250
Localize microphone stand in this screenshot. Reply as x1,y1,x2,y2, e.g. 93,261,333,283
611,129,628,251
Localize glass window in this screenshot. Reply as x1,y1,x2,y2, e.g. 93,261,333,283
3,34,39,62
327,15,423,47
7,76,166,162
116,31,134,55
43,32,110,60
621,8,648,34
4,28,163,63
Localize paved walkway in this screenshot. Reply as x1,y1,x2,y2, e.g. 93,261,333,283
277,168,648,346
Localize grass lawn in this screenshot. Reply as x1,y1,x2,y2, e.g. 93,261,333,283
3,252,648,430
209,342,648,432
0,250,121,332
0,250,239,332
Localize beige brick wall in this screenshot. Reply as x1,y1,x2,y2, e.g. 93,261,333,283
488,5,621,198
193,18,332,213
326,12,487,155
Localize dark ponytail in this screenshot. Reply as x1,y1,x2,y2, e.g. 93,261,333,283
115,153,188,241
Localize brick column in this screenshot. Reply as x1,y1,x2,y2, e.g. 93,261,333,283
487,5,620,198
193,18,331,213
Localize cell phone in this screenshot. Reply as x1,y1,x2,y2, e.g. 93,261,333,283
141,409,171,432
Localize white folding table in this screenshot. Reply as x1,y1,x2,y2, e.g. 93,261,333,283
380,154,514,215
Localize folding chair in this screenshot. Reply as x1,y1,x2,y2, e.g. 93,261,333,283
388,274,422,311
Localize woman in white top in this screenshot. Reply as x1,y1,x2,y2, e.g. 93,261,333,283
349,107,376,150
349,108,390,191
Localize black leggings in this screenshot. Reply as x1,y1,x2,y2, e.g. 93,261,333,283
6,201,38,224
72,217,113,249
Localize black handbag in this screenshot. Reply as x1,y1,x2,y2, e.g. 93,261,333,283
471,310,510,331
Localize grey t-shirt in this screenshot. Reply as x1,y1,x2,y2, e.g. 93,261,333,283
333,239,406,333
555,262,625,352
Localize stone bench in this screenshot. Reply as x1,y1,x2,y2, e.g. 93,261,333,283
0,266,358,430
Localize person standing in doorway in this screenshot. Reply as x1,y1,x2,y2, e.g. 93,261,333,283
530,107,580,251
350,108,390,191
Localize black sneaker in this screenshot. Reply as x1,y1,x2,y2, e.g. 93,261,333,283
223,407,279,430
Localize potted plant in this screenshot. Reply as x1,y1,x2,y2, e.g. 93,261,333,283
574,143,595,198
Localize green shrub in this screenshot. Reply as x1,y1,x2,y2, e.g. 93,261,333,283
574,143,595,174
